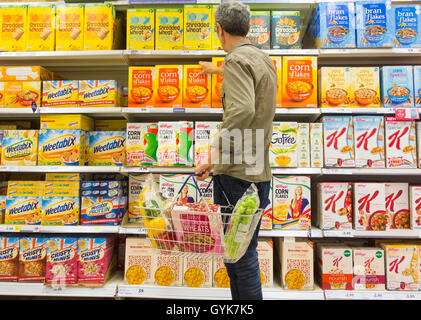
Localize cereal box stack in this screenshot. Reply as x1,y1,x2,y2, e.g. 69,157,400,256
385,117,417,168
353,247,385,290
381,66,414,107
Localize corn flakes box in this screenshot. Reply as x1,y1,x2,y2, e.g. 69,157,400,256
272,175,311,230
211,57,224,108
318,245,353,290
381,66,414,107
155,65,183,108
155,8,183,50
282,56,317,108
194,121,222,166
356,0,394,48
81,195,121,225
322,116,355,167
79,80,121,108
261,180,273,230
0,236,19,281
55,4,84,51
319,67,351,108
0,66,52,81
353,247,385,290
128,174,159,224
385,117,417,168
271,11,301,49
88,131,126,166
45,237,78,285
26,4,55,52
184,5,212,50
247,11,270,49
125,236,154,285
157,122,193,167
183,256,212,288
211,5,221,50
2,130,38,166
271,57,282,108
128,66,155,108
83,3,115,51
183,65,211,108
353,115,385,168
160,174,197,203
127,8,155,50
126,123,158,167
0,5,27,52
410,186,421,230
270,122,298,167
38,129,86,166
41,196,80,226
40,114,93,131
310,123,324,167
4,81,41,108
42,81,79,108
393,5,421,48
385,183,410,230
257,239,273,287
95,120,127,132
78,236,115,286
5,196,42,225
18,237,47,282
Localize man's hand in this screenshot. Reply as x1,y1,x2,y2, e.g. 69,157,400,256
195,163,212,181
199,61,224,76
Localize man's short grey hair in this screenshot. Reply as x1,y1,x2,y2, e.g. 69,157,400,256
214,1,251,37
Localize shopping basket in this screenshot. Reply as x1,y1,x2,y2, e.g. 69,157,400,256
136,174,263,263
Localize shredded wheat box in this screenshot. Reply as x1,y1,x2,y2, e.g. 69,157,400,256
317,245,353,290
0,5,27,52
257,239,273,288
127,8,155,50
353,247,385,290
55,4,84,51
385,117,417,168
26,4,55,52
385,183,410,230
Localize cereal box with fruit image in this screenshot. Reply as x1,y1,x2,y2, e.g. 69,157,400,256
385,117,417,168
160,174,197,203
211,57,224,108
45,237,78,285
247,11,270,49
154,65,183,108
184,5,212,50
42,81,79,108
385,183,409,230
128,67,155,108
319,67,350,108
4,81,41,108
88,131,126,166
349,67,381,107
55,4,84,51
127,8,155,50
26,4,55,52
410,185,421,230
18,237,47,282
155,8,183,51
270,122,298,167
0,5,27,52
183,65,211,108
317,245,353,290
381,66,414,108
1,130,38,166
271,11,301,49
79,80,121,108
126,123,158,167
157,122,193,167
353,248,385,290
0,236,19,281
83,3,115,51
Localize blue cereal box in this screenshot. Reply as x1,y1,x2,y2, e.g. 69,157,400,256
81,195,121,225
88,131,126,166
393,5,421,48
247,11,270,49
414,66,421,107
381,66,414,107
271,11,301,49
356,0,393,48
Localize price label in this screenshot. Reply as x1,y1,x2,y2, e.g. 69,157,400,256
136,167,150,173
335,108,353,114
405,293,417,300
139,108,150,113
381,108,395,114
14,226,21,232
173,108,185,113
395,108,420,120
344,292,355,298
42,285,66,295
324,230,354,237
373,292,384,299
324,169,353,175
93,226,101,232
32,226,40,233
119,287,144,296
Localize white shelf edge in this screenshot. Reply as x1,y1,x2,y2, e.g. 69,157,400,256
324,289,421,300
259,226,323,238
320,107,395,114
322,168,421,175
40,107,123,114
0,225,120,234
0,166,121,173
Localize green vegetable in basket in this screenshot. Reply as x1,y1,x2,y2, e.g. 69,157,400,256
224,194,259,259
144,199,160,218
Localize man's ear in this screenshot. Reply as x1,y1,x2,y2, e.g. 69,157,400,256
216,22,223,38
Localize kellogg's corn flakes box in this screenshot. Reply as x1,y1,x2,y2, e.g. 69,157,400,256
160,174,197,203
184,5,212,50
81,195,122,225
46,237,78,285
83,3,115,51
270,122,298,167
183,65,211,108
55,4,84,51
88,131,126,166
127,8,155,50
282,56,317,107
2,130,38,166
349,67,381,108
38,129,86,166
247,11,270,49
18,237,47,282
211,57,224,108
42,81,79,108
0,236,19,281
129,66,155,108
5,195,42,225
40,114,93,131
26,4,55,52
194,121,222,166
79,80,120,108
155,65,183,108
155,8,183,50
126,123,158,167
272,57,282,108
4,81,41,108
0,5,27,52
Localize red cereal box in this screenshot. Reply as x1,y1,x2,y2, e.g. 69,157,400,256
46,237,78,285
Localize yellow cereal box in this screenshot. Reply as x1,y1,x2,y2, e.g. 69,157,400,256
127,8,155,50
211,5,222,50
2,130,38,166
43,181,80,197
184,5,212,50
155,65,183,108
83,3,115,51
211,57,224,108
79,80,121,108
0,82,4,107
55,4,84,51
4,81,41,108
5,195,42,225
42,81,78,108
0,5,27,52
88,131,126,166
272,56,282,108
282,56,318,108
40,114,93,131
183,65,211,108
95,120,128,131
0,66,53,81
7,181,44,197
349,67,381,108
319,67,351,108
129,66,155,108
45,173,87,181
155,8,183,50
26,4,55,52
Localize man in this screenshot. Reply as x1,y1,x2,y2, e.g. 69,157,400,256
195,1,277,300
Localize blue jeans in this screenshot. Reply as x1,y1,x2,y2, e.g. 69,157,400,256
213,174,271,300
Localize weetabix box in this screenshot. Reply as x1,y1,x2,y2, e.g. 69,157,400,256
79,80,121,108
385,117,417,168
42,81,79,108
270,122,298,167
385,183,409,230
1,130,38,166
88,131,126,166
353,248,385,290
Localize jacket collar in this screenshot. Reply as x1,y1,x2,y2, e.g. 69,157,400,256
228,39,252,54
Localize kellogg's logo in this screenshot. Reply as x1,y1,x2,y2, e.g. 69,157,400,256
83,85,110,100
41,134,77,154
80,247,104,262
47,86,73,101
44,200,76,217
85,201,113,217
7,199,39,217
93,136,125,155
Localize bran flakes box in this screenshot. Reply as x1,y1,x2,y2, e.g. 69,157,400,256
310,123,324,168
194,121,222,166
128,66,155,108
155,8,183,51
127,8,155,50
124,236,154,285
271,57,282,108
183,256,212,288
298,123,310,167
318,182,353,231
349,67,381,108
155,65,183,108
42,81,79,108
160,174,197,203
319,67,351,108
385,183,410,230
271,11,301,49
410,186,421,230
247,11,270,49
272,175,311,230
183,65,211,108
353,115,385,168
88,131,126,166
0,236,19,281
126,123,158,167
46,237,78,285
211,57,224,108
18,237,47,282
183,5,212,50
353,248,385,290
1,130,38,166
381,66,414,108
393,5,421,48
322,116,355,167
353,182,387,231
153,253,183,287
270,122,298,167
385,117,417,168
0,5,27,52
257,239,273,287
81,195,121,225
26,4,55,52
83,3,115,51
79,80,121,108
317,245,353,290
55,4,84,51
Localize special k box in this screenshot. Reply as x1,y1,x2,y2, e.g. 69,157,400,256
385,183,410,230
353,248,385,290
42,81,79,108
5,196,42,225
88,131,126,166
1,130,38,166
0,236,19,281
45,237,78,285
211,57,224,108
128,66,155,108
55,4,84,51
410,186,421,230
79,80,121,108
183,65,211,108
322,116,355,167
317,245,353,290
183,5,212,50
26,4,55,52
0,5,27,52
353,115,385,168
154,65,183,108
282,56,317,108
272,56,282,108
385,117,417,168
83,3,115,51
318,182,352,231
353,182,387,231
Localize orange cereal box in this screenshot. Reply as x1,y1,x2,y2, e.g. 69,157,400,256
183,65,211,108
55,4,84,51
128,66,155,108
0,5,27,52
282,56,318,108
4,81,41,108
349,67,381,108
211,57,224,108
272,56,282,108
154,65,183,108
26,4,55,52
83,3,115,51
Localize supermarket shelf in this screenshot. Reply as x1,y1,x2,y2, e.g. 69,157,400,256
0,224,119,234
323,229,421,239
272,168,321,175
320,108,395,115
324,290,421,301
259,226,323,238
121,167,195,174
119,227,146,235
322,168,421,176
0,166,121,173
0,108,39,118
40,107,125,119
